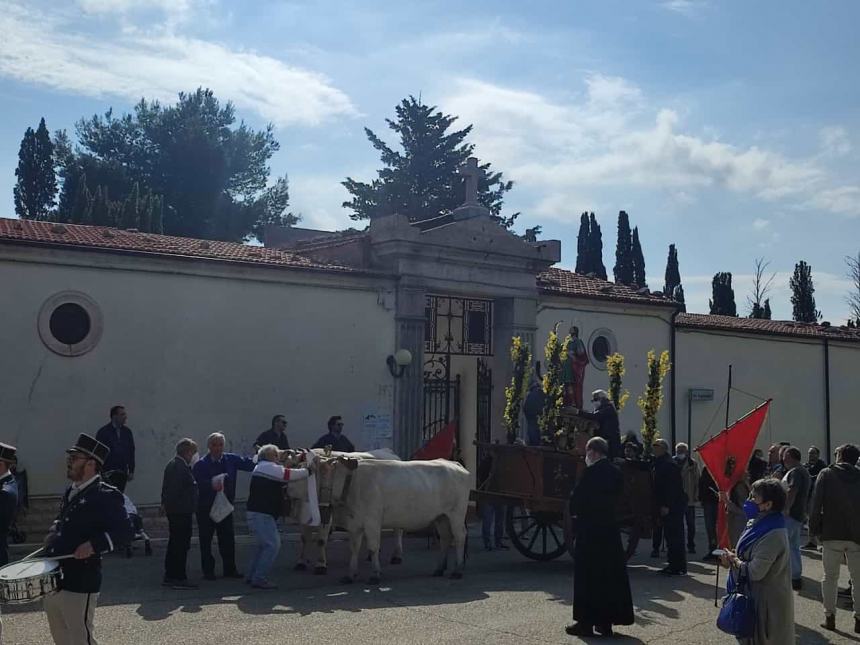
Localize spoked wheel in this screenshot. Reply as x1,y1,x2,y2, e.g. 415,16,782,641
506,504,567,561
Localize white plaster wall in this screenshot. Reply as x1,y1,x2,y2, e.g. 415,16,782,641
828,342,860,450
0,253,397,504
536,298,674,441
675,329,828,453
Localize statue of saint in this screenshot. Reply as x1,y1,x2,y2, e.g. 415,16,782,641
562,326,589,409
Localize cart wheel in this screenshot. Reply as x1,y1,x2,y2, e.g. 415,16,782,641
506,505,567,561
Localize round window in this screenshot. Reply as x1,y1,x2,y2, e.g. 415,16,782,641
587,328,617,370
38,292,103,357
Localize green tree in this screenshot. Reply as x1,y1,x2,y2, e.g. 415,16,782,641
68,173,93,224
709,272,737,316
14,117,57,220
575,213,590,274
762,299,772,320
790,260,821,322
663,244,683,301
53,88,296,241
118,182,141,230
589,213,607,280
342,96,516,227
631,226,647,289
614,210,634,285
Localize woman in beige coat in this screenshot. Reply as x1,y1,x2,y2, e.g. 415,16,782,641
721,478,794,645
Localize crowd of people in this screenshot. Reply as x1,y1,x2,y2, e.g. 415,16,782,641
0,406,357,644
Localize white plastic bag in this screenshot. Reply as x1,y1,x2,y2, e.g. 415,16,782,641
209,490,234,523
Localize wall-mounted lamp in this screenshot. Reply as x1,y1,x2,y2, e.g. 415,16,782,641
386,349,413,378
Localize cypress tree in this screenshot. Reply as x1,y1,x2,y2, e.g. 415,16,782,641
631,226,647,289
119,183,141,229
674,284,686,310
91,186,118,227
762,299,772,320
614,210,634,285
13,118,57,220
709,272,737,316
69,175,93,224
790,260,821,323
589,212,607,280
575,212,590,274
663,244,682,298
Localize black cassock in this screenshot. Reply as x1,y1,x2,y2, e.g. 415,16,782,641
570,458,634,627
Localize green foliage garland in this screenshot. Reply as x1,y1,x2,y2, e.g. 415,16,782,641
503,336,532,443
539,324,569,443
637,350,671,455
606,352,630,411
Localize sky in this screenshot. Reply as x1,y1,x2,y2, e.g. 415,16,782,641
1,0,858,323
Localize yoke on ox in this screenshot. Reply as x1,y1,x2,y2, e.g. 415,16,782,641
293,457,470,584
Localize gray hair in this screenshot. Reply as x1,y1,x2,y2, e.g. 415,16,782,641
586,436,609,456
653,438,670,451
591,390,609,402
256,444,279,462
206,432,225,447
675,442,689,452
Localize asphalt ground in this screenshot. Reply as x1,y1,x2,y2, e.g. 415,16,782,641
1,521,858,644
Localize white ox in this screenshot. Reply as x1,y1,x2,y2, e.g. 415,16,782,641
322,458,470,584
286,448,403,575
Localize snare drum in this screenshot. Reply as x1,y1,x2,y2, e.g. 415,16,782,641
0,559,61,604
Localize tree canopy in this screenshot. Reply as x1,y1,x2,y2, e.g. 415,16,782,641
710,272,737,316
342,96,516,227
51,88,295,241
663,244,683,303
574,212,607,279
613,211,634,285
14,117,56,220
790,260,821,323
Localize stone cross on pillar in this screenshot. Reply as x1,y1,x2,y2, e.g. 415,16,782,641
459,157,484,206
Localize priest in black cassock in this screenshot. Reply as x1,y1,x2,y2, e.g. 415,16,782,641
566,436,634,638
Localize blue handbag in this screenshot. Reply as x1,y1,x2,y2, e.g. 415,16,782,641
717,569,756,638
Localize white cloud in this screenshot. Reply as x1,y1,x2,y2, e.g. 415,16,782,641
752,218,770,230
441,76,860,219
0,1,357,128
660,0,707,16
820,126,852,157
289,174,356,231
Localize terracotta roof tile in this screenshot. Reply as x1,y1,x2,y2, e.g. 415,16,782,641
0,218,360,274
676,313,860,343
537,267,679,307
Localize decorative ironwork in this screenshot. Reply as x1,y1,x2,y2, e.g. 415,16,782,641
476,357,493,466
423,354,450,381
422,355,460,444
424,295,493,356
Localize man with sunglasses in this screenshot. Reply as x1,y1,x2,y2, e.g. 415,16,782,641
312,416,355,453
43,433,131,645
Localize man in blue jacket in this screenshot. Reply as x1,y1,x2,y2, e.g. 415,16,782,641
193,432,254,580
44,433,131,645
95,405,135,492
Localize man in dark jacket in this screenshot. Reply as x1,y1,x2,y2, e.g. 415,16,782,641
653,439,687,575
698,466,719,561
161,438,199,589
253,415,290,451
576,390,622,460
312,416,355,453
809,443,860,633
566,436,634,638
44,433,131,645
95,405,135,492
0,443,19,566
523,378,545,446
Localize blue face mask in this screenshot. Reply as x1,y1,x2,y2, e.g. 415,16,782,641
742,499,761,520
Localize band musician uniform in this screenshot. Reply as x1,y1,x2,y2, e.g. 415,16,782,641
0,443,19,567
43,434,131,645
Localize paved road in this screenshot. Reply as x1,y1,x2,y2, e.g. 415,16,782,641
2,525,858,644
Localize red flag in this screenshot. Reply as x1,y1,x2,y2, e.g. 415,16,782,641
696,400,771,549
411,422,457,460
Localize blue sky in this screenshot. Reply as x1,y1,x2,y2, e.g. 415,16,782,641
1,0,858,322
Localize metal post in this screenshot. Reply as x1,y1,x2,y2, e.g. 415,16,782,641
725,364,733,429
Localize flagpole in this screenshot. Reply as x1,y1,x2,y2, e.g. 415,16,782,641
696,399,773,450
725,364,732,429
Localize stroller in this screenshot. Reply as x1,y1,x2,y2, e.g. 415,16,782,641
103,470,152,557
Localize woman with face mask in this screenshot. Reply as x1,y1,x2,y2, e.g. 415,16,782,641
720,478,795,644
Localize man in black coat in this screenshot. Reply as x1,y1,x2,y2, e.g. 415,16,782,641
566,436,634,638
253,415,290,452
161,438,199,589
652,438,688,575
95,405,135,492
576,390,622,460
43,433,131,645
0,443,19,566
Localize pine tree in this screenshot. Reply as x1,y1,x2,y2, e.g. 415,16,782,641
91,186,118,227
69,174,93,224
762,299,772,320
663,244,682,299
343,96,515,226
709,272,738,316
13,118,57,220
119,183,140,229
575,212,590,274
631,226,647,289
614,210,634,285
790,260,821,323
588,212,607,280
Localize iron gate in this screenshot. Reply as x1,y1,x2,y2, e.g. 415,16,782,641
476,358,493,465
422,354,460,446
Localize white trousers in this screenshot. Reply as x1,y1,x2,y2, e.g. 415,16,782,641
44,590,99,645
822,540,860,619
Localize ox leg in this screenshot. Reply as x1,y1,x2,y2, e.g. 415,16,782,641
433,517,453,577
390,529,404,565
294,526,311,571
340,529,363,584
365,524,383,585
314,523,331,575
449,517,467,579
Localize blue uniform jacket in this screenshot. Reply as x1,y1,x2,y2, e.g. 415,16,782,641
192,453,254,511
45,477,131,593
0,472,18,536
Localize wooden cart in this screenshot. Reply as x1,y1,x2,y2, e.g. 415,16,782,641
472,442,653,561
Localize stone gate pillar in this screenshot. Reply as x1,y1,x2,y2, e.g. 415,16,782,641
392,284,426,457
